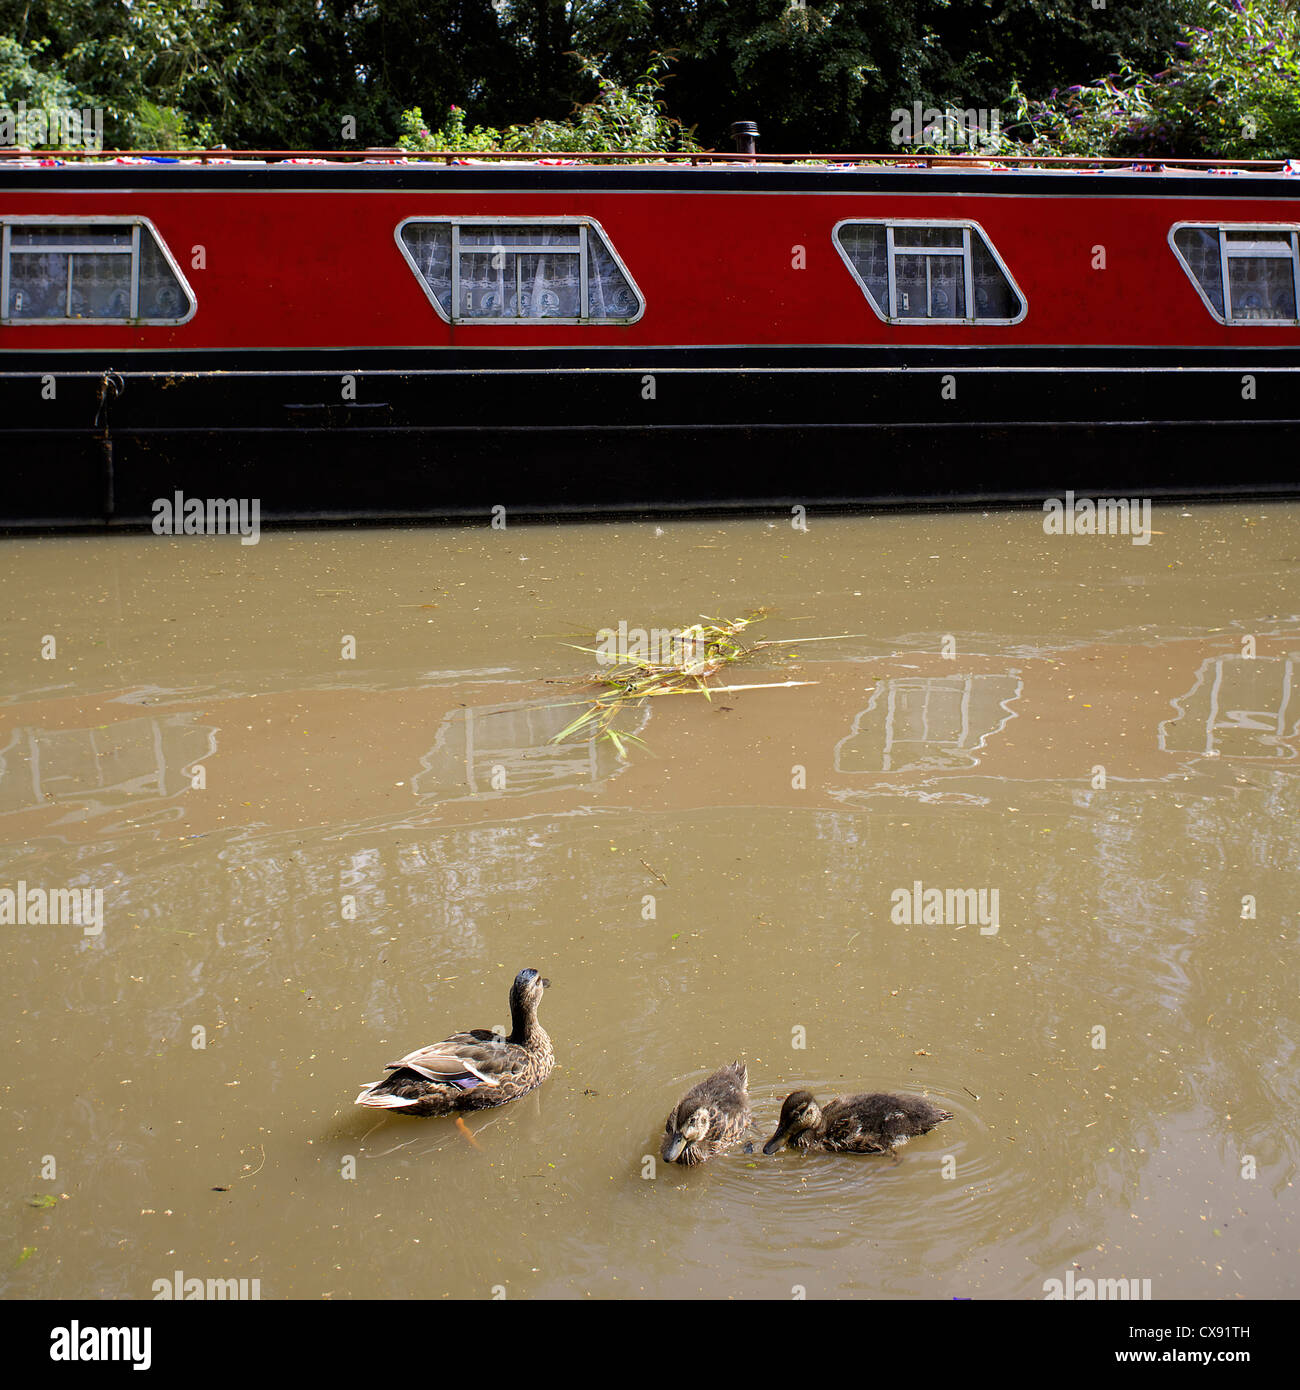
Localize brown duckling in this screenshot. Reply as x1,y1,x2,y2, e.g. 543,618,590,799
763,1088,951,1156
354,968,553,1117
662,1061,751,1165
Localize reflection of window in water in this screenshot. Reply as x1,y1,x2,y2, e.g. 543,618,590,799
0,717,217,814
1160,656,1298,759
834,675,1022,773
414,700,647,799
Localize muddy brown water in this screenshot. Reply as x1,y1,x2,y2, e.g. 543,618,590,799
1,504,1297,1300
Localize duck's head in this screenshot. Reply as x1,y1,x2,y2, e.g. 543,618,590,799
510,968,550,1012
762,1090,822,1154
662,1106,710,1163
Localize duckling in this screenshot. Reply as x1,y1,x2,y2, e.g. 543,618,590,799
662,1061,751,1165
762,1088,951,1157
354,968,553,1117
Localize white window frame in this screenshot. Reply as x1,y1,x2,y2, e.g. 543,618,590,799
1169,221,1300,326
832,217,1027,326
0,215,197,326
395,215,645,326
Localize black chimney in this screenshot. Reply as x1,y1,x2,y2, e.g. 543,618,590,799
730,121,759,157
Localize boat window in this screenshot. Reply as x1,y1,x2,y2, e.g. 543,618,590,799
1171,223,1300,324
397,218,643,324
833,220,1025,324
0,219,195,323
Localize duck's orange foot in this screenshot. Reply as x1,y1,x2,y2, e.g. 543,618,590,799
454,1114,481,1150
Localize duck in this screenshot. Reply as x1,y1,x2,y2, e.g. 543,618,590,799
354,968,553,1117
762,1088,951,1156
661,1061,751,1165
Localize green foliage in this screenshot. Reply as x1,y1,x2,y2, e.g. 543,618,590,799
396,104,504,154
0,0,342,147
131,101,194,150
656,0,915,151
396,55,702,155
0,34,85,111
639,0,1197,153
3,0,1287,157
502,54,702,153
1007,0,1300,158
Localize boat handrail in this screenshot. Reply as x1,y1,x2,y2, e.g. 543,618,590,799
0,148,1296,174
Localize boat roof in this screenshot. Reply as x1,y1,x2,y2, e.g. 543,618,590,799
1,149,1298,177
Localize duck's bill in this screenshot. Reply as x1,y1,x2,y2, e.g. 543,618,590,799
761,1131,789,1155
662,1133,687,1163
541,978,551,988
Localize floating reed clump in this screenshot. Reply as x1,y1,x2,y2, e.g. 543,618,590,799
549,612,839,758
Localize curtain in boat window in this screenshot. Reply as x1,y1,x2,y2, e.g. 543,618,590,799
834,221,1023,323
399,221,641,322
7,226,132,319
835,224,889,315
585,232,639,319
1172,225,1300,323
137,233,190,320
457,225,580,319
2,223,191,322
1224,231,1297,321
1172,226,1225,316
1227,255,1297,319
401,223,453,317
970,237,1021,319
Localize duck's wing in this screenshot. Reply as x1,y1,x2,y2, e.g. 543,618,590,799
705,1062,751,1111
700,1060,747,1093
820,1095,892,1150
386,1030,511,1089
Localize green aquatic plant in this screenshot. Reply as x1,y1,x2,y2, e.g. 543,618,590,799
549,611,841,758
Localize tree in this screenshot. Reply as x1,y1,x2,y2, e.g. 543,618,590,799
1008,0,1300,158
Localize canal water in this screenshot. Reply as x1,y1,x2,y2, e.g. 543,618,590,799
1,503,1297,1299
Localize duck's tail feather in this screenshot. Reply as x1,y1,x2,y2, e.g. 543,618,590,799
354,1084,422,1109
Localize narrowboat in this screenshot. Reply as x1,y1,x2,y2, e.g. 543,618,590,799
1,149,1299,526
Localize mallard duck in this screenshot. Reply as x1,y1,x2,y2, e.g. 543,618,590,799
661,1061,751,1165
762,1088,951,1156
354,968,553,1117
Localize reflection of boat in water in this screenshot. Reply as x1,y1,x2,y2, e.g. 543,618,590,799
4,152,1300,524
0,713,216,819
1160,655,1299,759
414,697,648,799
0,636,1296,839
834,674,1023,773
